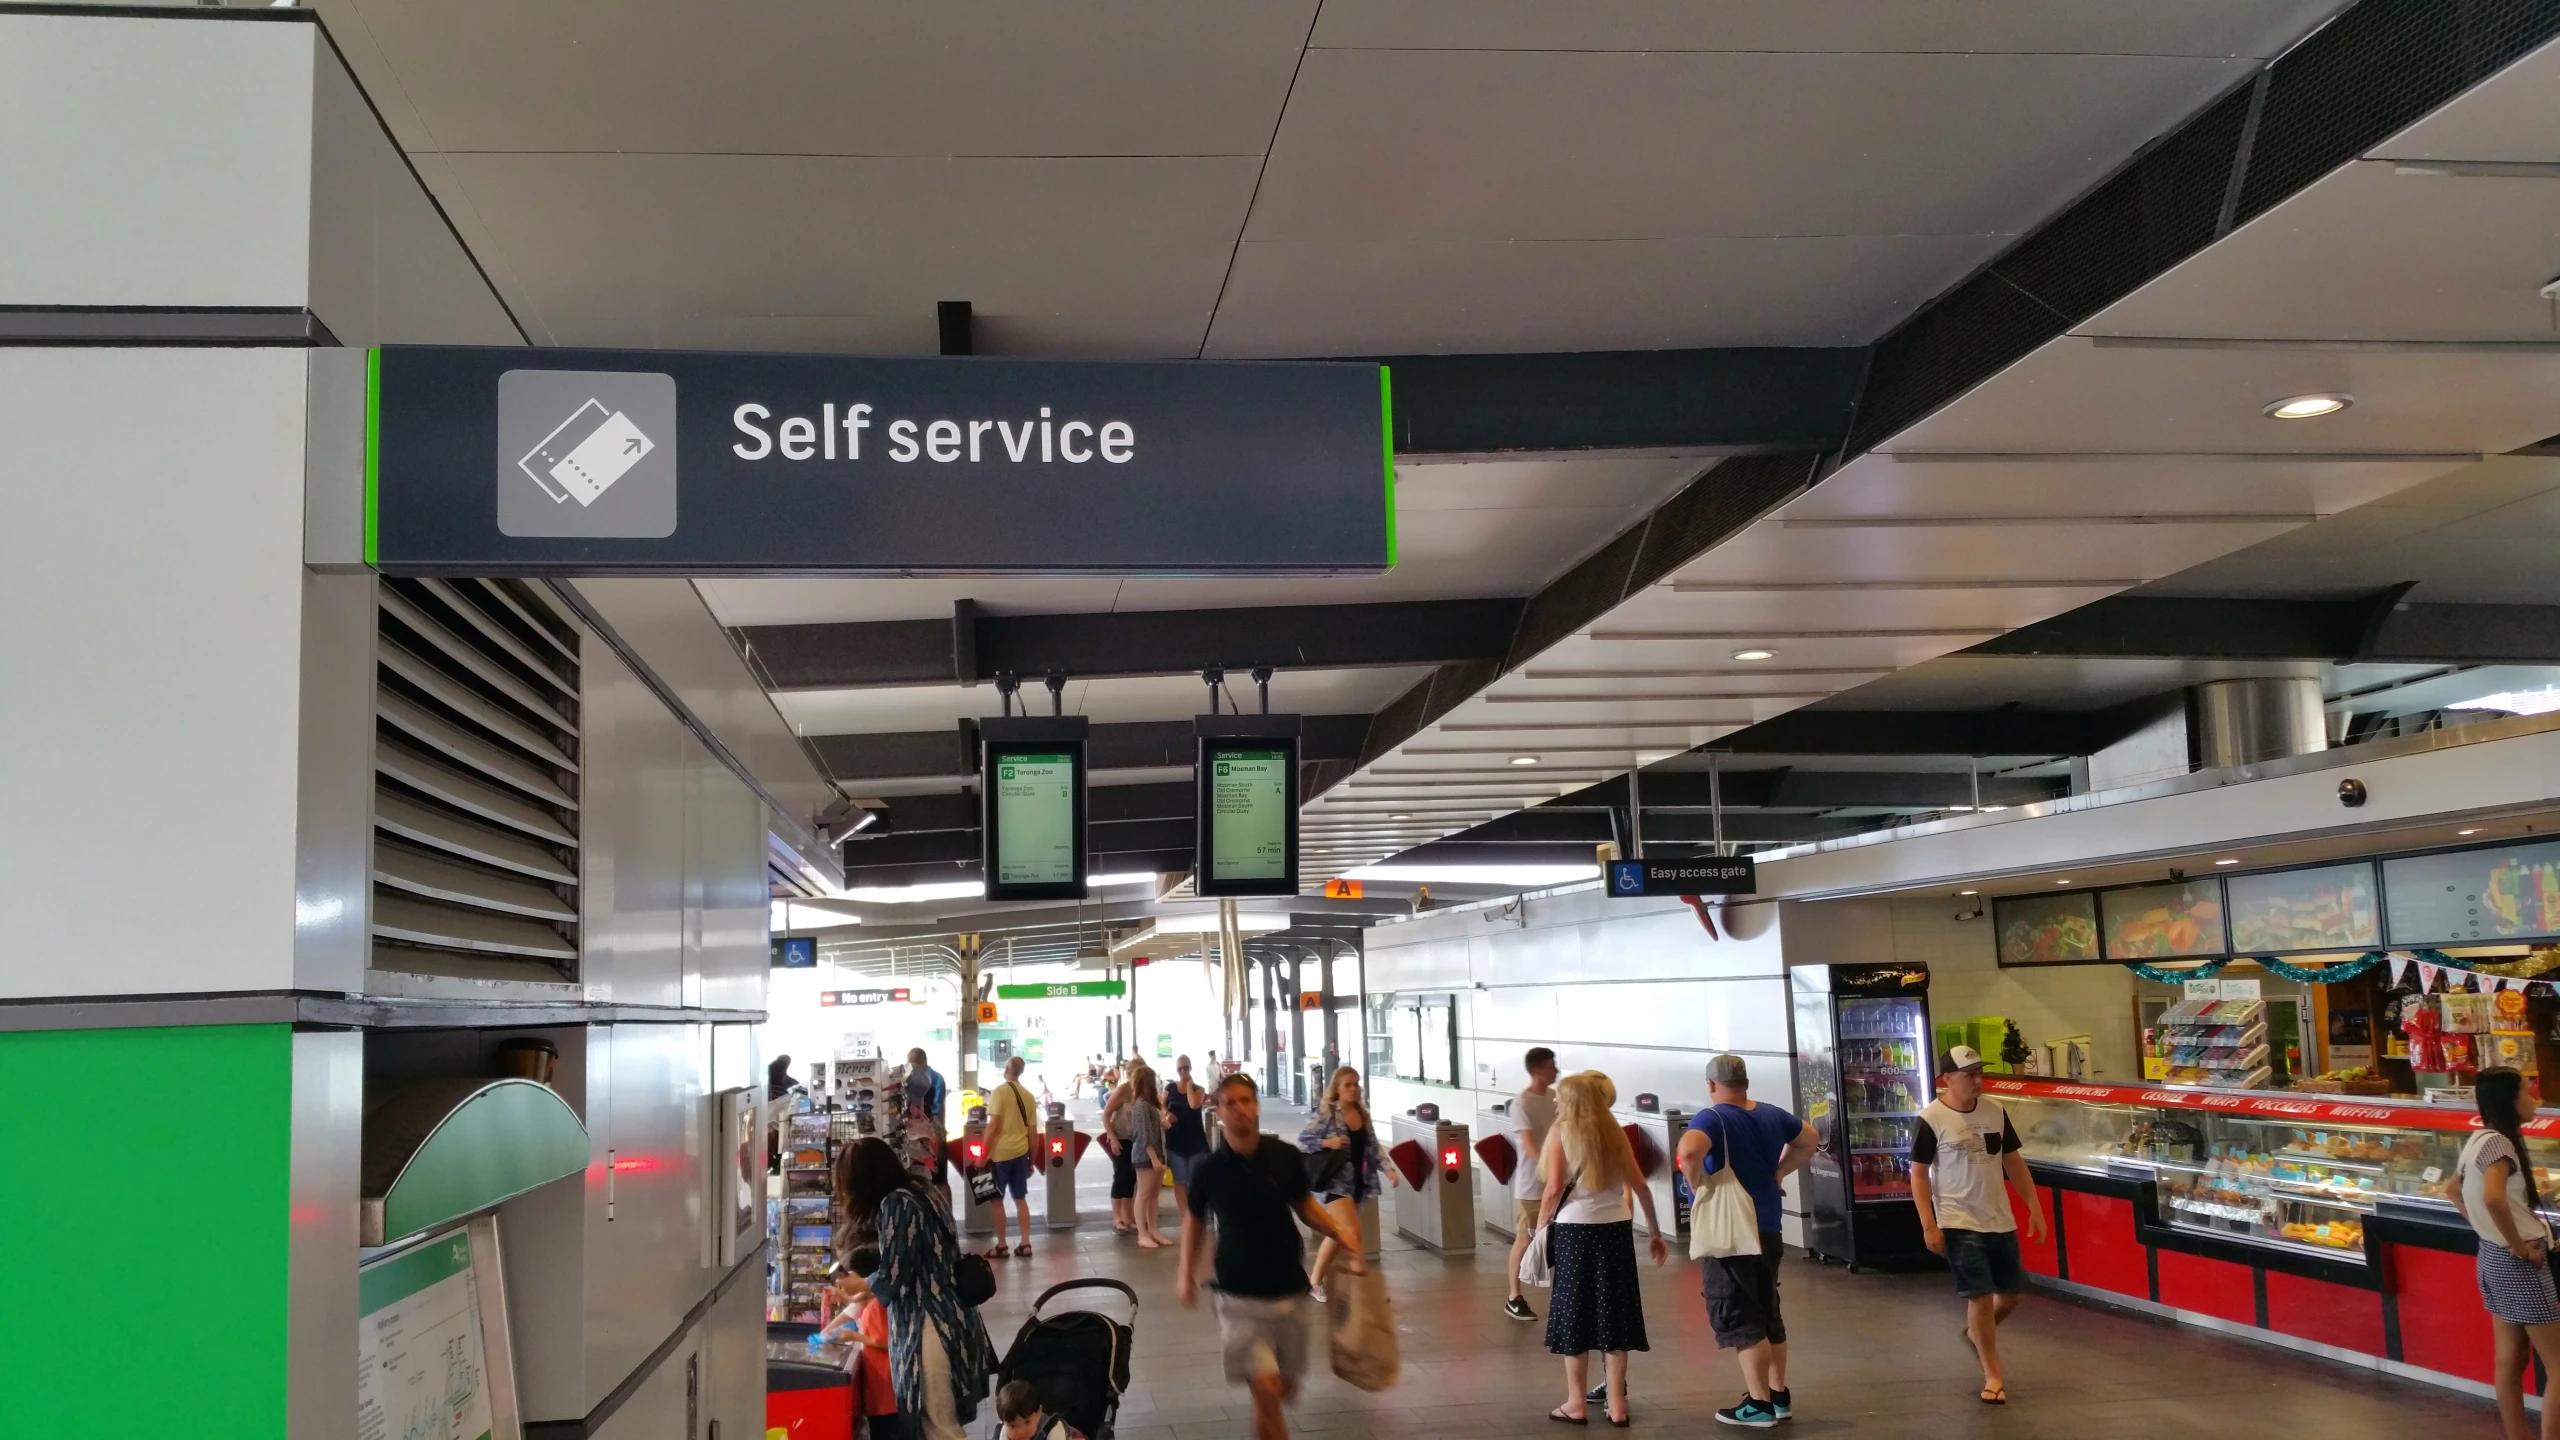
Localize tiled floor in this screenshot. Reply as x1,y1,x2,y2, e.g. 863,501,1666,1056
968,1107,2509,1439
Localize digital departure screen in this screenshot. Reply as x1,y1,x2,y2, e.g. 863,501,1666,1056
1195,734,1298,897
982,737,1087,902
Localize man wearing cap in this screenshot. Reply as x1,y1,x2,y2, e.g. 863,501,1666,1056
1679,1054,1817,1429
1908,1045,2048,1406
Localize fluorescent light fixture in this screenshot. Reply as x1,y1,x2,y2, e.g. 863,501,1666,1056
1981,805,2008,812
2459,828,2482,836
1148,913,1291,934
1391,813,1413,820
837,880,985,904
770,900,862,932
2263,393,2352,420
1509,755,1540,766
1730,648,1778,661
1086,872,1157,888
2451,686,2560,717
1340,862,1601,886
2215,858,2240,866
2056,878,2072,885
1959,890,1979,896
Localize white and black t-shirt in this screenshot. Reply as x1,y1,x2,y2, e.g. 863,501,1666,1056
1908,1096,2021,1234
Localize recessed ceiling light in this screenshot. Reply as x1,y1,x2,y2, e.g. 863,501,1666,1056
1730,648,1778,662
2263,392,2352,420
2215,858,2239,866
2459,828,2482,836
1509,755,1541,766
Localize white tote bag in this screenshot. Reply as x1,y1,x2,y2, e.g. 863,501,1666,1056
1689,1110,1766,1260
1516,1180,1572,1288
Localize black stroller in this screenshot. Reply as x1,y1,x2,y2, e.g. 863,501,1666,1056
995,1279,1137,1440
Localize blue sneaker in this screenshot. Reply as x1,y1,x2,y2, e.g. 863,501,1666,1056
1717,1396,1779,1428
1771,1388,1792,1420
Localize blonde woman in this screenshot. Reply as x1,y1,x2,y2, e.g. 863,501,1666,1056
1535,1071,1667,1427
1298,1066,1393,1299
1126,1065,1173,1248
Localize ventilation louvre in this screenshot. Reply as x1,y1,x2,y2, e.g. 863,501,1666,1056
372,578,581,980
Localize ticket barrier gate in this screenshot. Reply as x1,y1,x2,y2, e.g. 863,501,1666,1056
1474,1101,1523,1239
1043,1117,1092,1230
1387,1114,1475,1251
957,1119,995,1237
1616,1104,1693,1244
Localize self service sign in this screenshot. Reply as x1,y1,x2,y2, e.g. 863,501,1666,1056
364,346,1395,574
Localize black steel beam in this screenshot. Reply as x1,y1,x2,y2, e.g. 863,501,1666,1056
1379,348,1864,457
742,599,1520,691
816,718,1370,784
838,847,1195,888
1707,709,2120,758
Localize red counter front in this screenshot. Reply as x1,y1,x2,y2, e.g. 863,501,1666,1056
1988,1075,2524,1399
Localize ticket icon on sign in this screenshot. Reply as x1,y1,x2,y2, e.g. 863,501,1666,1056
518,398,656,507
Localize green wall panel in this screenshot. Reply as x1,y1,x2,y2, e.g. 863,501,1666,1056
0,1024,292,1434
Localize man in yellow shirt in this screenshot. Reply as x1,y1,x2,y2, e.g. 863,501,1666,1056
981,1055,1043,1258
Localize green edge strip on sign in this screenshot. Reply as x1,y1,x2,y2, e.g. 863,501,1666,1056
364,346,383,567
1379,365,1397,569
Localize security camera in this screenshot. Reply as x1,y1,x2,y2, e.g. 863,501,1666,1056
2338,778,2368,808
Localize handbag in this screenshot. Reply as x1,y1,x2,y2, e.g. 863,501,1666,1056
1689,1108,1767,1260
954,1250,997,1307
967,1166,1000,1208
1516,1178,1575,1289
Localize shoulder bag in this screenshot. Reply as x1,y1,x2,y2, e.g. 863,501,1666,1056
1516,1177,1575,1289
1690,1108,1767,1260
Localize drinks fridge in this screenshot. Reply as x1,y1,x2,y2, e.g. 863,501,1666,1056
1791,963,1936,1268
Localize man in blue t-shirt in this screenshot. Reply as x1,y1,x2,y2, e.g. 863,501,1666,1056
1679,1054,1818,1429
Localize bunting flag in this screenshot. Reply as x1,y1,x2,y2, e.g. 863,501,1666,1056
2389,955,2411,986
2418,962,2441,991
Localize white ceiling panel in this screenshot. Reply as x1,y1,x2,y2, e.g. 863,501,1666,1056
1310,0,2345,59
2139,455,2560,603
328,0,1313,157
1206,233,1994,355
1884,337,2560,457
2080,162,2560,341
1243,49,2254,245
1780,453,2467,522
2368,33,2560,164
429,152,1259,353
1669,516,2307,587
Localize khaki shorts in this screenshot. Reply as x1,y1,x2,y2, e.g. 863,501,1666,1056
1215,1291,1310,1390
1516,1198,1543,1235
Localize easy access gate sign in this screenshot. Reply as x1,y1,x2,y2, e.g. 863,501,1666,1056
364,345,1395,574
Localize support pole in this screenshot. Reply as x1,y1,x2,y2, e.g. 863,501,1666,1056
1709,753,1725,857
1288,947,1308,1104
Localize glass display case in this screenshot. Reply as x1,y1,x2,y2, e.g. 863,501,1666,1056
1988,1078,2555,1266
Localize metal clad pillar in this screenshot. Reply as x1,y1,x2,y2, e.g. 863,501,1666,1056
1289,947,1308,1106
956,934,982,1096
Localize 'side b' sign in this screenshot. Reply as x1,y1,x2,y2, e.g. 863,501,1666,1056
1608,857,1757,899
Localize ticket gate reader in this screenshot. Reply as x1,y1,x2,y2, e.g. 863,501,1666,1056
1388,1114,1476,1251
1616,1105,1693,1244
1043,1117,1089,1230
1474,1101,1525,1239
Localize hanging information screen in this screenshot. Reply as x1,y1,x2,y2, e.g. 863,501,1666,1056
982,737,1086,902
1195,732,1299,897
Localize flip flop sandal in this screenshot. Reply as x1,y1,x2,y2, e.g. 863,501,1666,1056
1014,1244,1033,1257
1548,1409,1589,1426
1979,1388,2008,1405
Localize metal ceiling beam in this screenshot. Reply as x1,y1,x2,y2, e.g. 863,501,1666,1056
1963,595,2560,664
815,716,1372,784
1376,347,1864,457
1706,709,2126,758
741,599,1523,691
1520,769,2068,816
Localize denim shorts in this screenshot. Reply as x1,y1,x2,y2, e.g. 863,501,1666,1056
1943,1227,2024,1298
989,1154,1033,1200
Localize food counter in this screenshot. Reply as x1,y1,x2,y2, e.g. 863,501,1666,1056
1986,1075,2559,1397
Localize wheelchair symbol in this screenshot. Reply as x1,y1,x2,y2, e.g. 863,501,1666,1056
1611,863,1644,894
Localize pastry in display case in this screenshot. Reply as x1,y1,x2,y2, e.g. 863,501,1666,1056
2147,997,2271,1089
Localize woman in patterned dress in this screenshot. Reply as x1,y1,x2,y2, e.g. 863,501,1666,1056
838,1137,999,1440
1535,1071,1668,1427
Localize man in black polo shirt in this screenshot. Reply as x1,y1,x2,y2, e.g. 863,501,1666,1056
1178,1073,1362,1440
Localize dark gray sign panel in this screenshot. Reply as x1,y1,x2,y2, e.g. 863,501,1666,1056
365,345,1393,575
1606,857,1757,897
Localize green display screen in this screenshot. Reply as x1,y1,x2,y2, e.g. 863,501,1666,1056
993,751,1077,886
1208,747,1290,883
